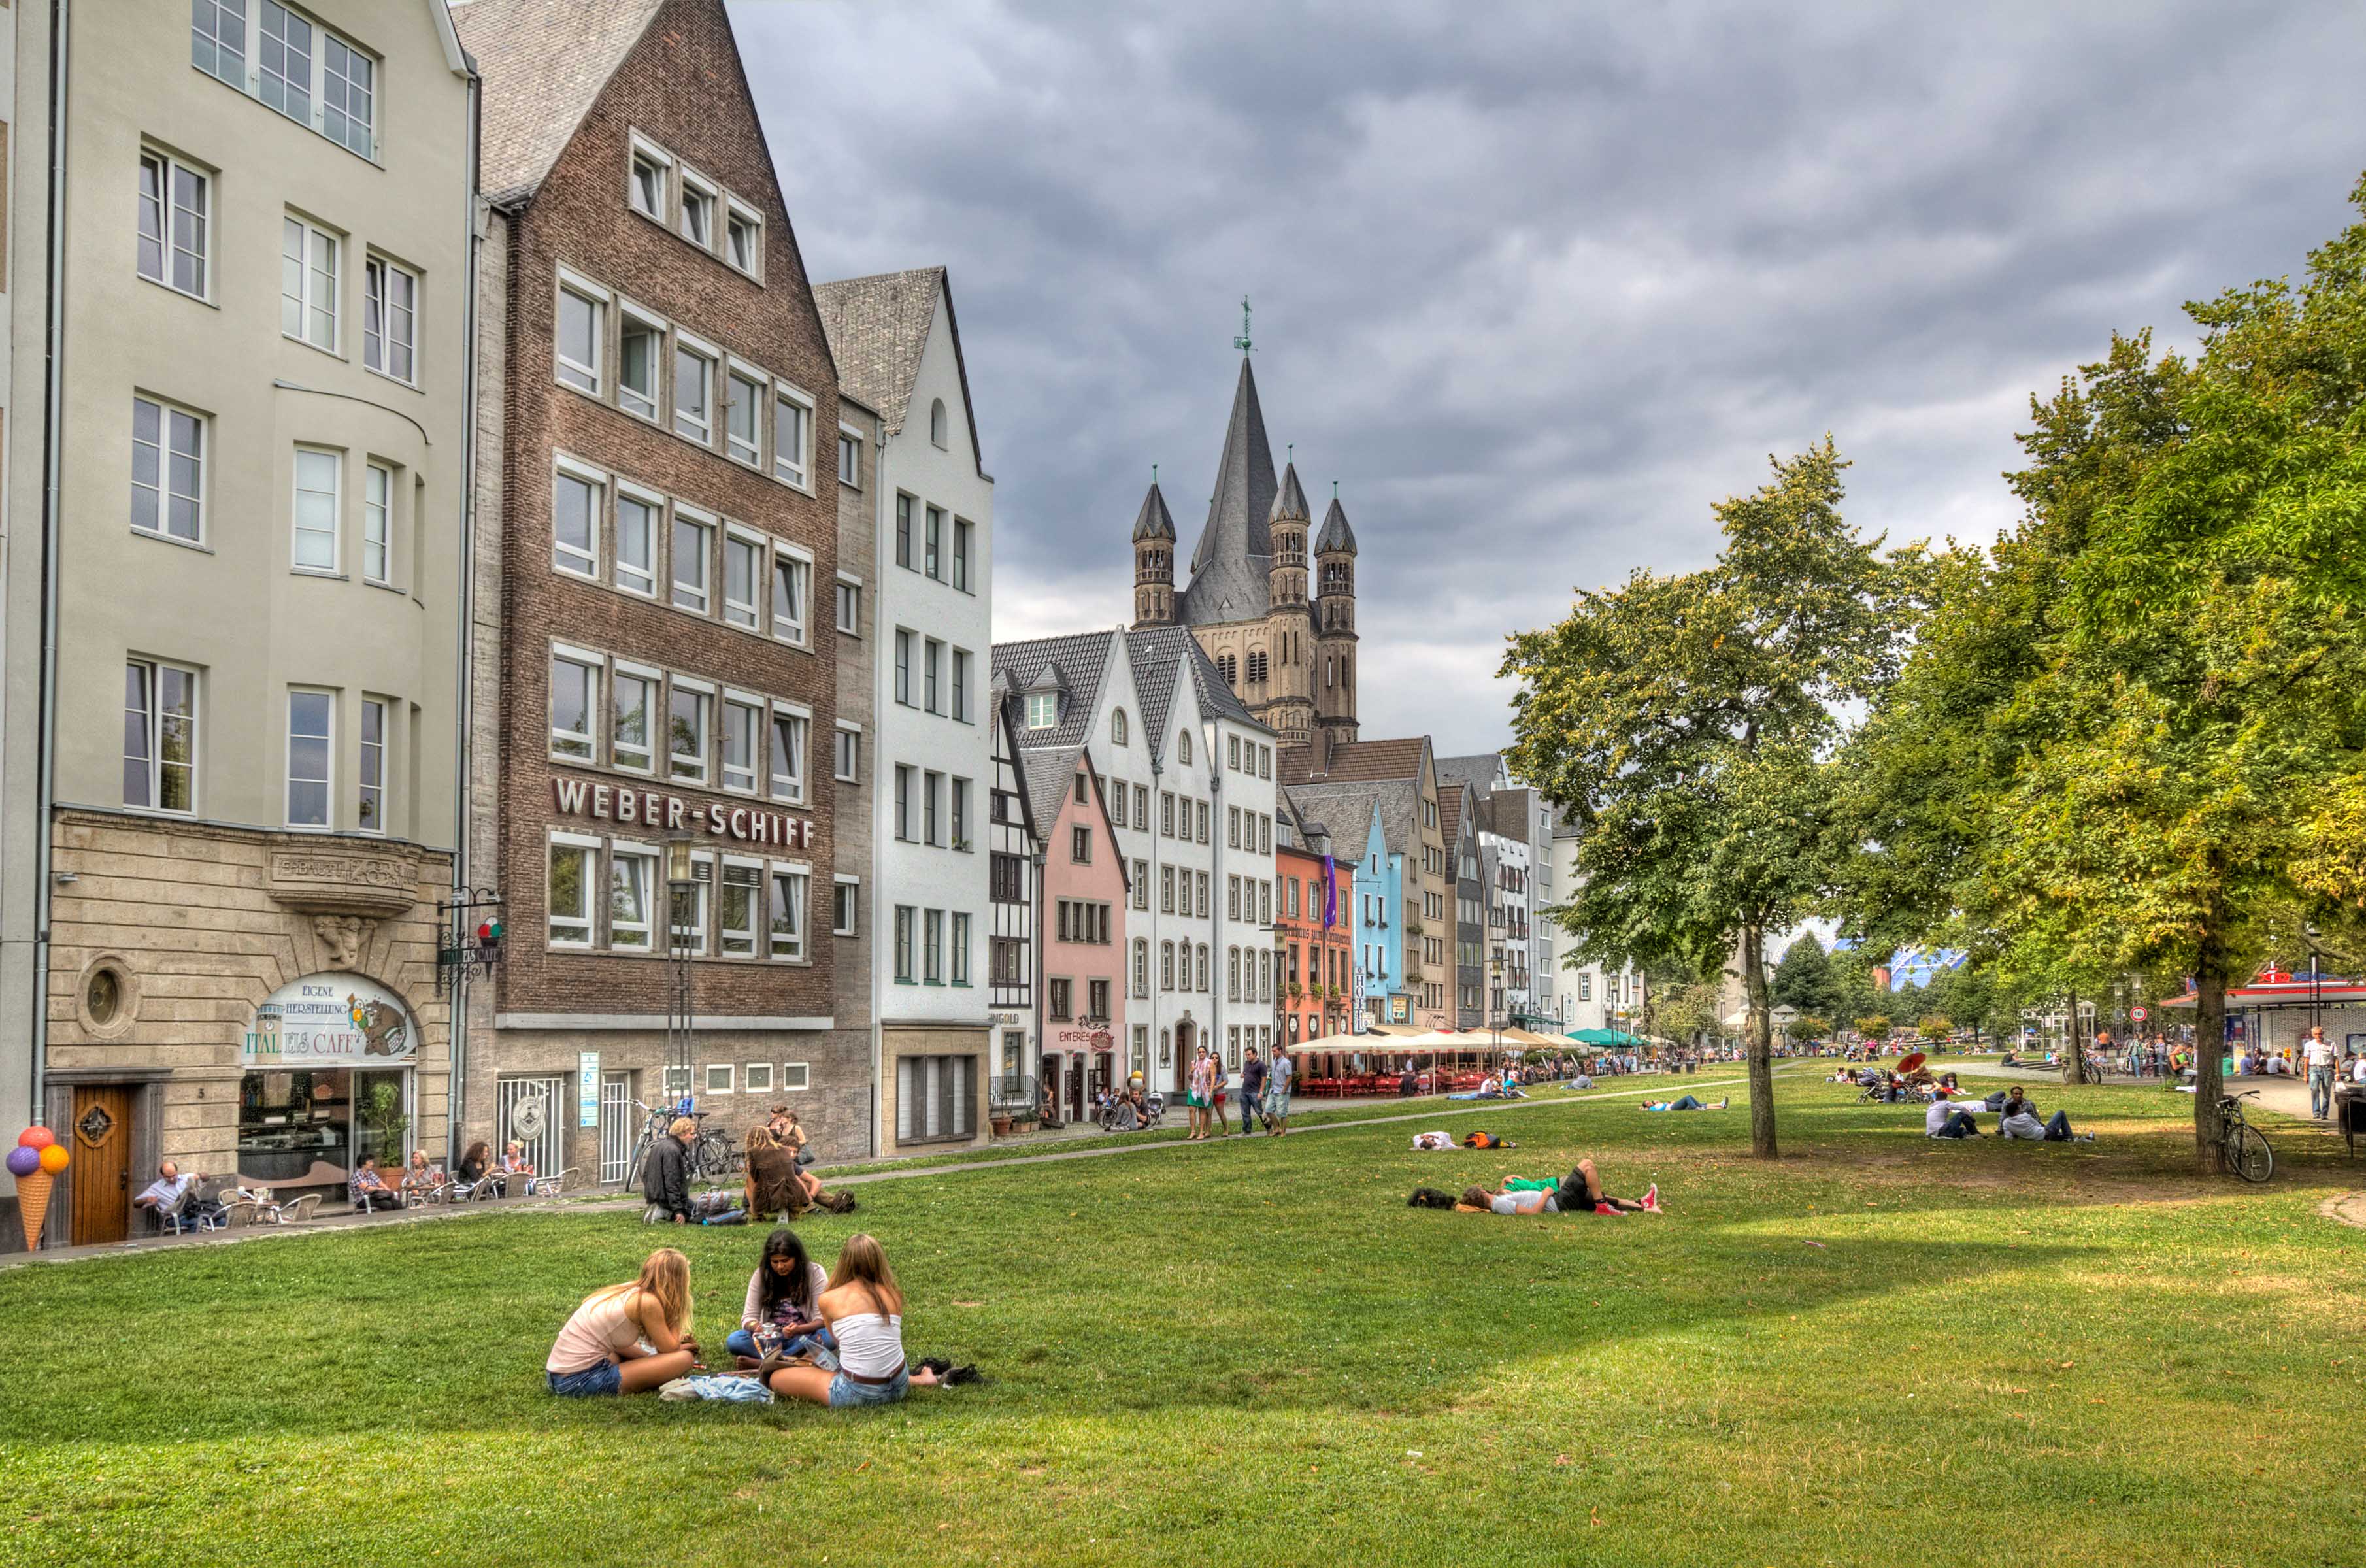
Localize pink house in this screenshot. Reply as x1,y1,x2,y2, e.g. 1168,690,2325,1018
1038,752,1130,1118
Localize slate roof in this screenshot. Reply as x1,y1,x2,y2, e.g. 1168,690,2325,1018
1176,358,1277,627
1434,752,1505,802
1314,494,1359,556
1131,481,1176,542
1280,735,1429,788
452,0,668,206
991,631,1114,754
1270,461,1310,524
813,267,989,474
1439,782,1468,847
1290,779,1416,862
1020,749,1080,841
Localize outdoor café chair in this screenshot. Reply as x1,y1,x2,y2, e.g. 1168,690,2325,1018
278,1193,322,1225
525,1167,577,1197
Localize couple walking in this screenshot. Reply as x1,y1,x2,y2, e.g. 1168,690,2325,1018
1183,1044,1293,1140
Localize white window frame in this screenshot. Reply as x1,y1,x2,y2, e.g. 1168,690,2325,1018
705,1063,735,1095
724,197,765,280
611,659,661,775
744,1062,775,1094
280,212,340,352
720,690,763,796
549,644,601,763
724,361,766,468
554,268,608,395
548,831,601,948
768,860,811,963
131,394,208,545
362,461,393,586
671,505,714,614
291,445,341,574
721,524,765,631
668,675,714,785
782,1062,812,1092
773,384,814,488
358,695,389,835
627,133,673,221
672,852,714,953
769,701,811,807
677,167,718,250
285,686,336,830
197,1,379,161
833,721,861,784
612,482,661,598
837,425,862,488
1025,691,1056,729
608,839,657,952
364,253,420,387
673,331,717,444
835,573,861,636
772,542,814,646
123,658,201,816
616,301,665,423
832,874,860,937
552,456,605,580
719,855,765,958
137,148,211,301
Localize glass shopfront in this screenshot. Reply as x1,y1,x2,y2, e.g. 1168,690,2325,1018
237,971,418,1192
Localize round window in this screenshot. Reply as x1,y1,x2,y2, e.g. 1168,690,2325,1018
86,968,122,1026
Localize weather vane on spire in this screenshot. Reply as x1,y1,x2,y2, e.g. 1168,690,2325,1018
1233,296,1252,354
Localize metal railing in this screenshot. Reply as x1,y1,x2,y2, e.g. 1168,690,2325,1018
988,1073,1040,1110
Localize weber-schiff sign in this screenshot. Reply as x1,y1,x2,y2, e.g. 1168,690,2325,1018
551,775,814,850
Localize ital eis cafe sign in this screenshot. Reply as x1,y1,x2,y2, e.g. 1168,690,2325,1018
550,775,814,850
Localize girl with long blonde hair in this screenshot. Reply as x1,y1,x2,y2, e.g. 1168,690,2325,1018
545,1248,699,1397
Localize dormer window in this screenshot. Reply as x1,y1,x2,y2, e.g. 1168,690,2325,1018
1025,692,1057,730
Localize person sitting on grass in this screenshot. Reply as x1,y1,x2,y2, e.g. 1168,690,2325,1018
348,1154,401,1211
727,1227,837,1370
546,1248,699,1397
641,1116,695,1225
762,1234,950,1408
745,1125,822,1220
1998,1086,2090,1143
1926,1098,1981,1139
1641,1094,1727,1111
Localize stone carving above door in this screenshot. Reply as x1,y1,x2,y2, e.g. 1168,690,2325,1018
265,838,420,918
312,915,380,970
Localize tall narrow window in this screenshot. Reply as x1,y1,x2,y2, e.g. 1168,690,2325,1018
770,869,808,961
365,257,418,384
951,913,971,984
358,697,387,833
548,839,594,946
719,862,761,956
123,660,198,814
727,203,763,276
895,631,914,707
954,518,973,592
192,1,247,88
673,342,714,441
833,726,859,784
925,506,944,579
895,494,914,569
619,312,662,420
773,550,810,644
669,686,710,783
771,708,808,805
610,848,654,951
726,370,763,465
924,639,942,714
556,284,602,393
612,669,654,773
363,463,392,585
550,654,598,761
286,689,333,829
292,448,341,571
614,492,656,596
722,531,761,629
131,397,206,543
836,578,861,635
280,216,338,349
951,778,969,846
951,650,971,723
774,393,810,486
139,154,210,299
259,2,313,125
679,174,716,248
629,146,667,218
895,765,913,841
672,512,712,612
321,33,374,158
721,697,760,793
552,468,600,576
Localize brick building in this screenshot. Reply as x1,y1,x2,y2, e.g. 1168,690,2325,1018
452,0,865,1176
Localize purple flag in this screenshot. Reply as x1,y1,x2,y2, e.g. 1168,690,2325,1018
1322,855,1337,929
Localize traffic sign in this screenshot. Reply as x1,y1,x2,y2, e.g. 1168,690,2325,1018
2130,1005,2149,1022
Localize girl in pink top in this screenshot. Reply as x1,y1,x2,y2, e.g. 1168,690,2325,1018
546,1248,699,1397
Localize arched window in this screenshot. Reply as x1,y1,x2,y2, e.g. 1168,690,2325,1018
1161,941,1175,990
1112,708,1129,746
1247,649,1266,684
929,398,948,447
1178,729,1192,767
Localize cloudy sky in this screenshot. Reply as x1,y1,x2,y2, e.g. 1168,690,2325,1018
735,0,2366,755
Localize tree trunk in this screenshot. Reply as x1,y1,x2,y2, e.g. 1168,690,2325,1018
1742,922,1778,1159
2063,987,2084,1086
2193,914,2229,1173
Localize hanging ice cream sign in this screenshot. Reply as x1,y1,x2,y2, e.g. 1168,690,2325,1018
245,971,416,1065
551,776,814,849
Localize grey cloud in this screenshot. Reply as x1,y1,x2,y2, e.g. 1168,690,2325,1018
733,0,2366,752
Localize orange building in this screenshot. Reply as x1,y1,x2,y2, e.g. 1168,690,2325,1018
1276,819,1356,1047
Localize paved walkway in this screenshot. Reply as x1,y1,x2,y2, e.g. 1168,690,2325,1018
3,1069,1763,1268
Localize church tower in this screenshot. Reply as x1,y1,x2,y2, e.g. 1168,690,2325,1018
1313,488,1359,752
1131,477,1176,627
1263,460,1315,744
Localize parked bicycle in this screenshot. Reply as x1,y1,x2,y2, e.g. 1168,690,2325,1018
622,1099,746,1192
2215,1089,2274,1183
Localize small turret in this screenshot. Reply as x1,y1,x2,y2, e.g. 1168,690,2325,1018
1315,488,1357,629
1132,474,1176,627
1314,484,1359,748
1259,456,1316,744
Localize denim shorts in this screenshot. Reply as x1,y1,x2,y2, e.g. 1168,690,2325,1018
827,1367,909,1408
1266,1091,1292,1118
547,1361,622,1397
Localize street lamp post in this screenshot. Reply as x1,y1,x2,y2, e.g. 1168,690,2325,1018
2306,922,2324,1036
665,831,697,1109
1488,946,1505,1069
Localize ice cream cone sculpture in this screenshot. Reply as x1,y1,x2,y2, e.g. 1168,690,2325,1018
9,1127,67,1250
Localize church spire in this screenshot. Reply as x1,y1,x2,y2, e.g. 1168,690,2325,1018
1176,356,1278,626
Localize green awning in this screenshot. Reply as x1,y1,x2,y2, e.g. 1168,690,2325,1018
1567,1027,1641,1045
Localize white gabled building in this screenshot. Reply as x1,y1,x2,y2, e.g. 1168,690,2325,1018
815,267,995,1154
993,617,1280,1103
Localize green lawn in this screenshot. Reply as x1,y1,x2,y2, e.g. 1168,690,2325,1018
6,1072,2362,1567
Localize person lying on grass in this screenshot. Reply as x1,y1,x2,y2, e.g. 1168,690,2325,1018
760,1234,952,1408
728,1227,837,1369
1641,1095,1727,1111
546,1247,699,1397
1997,1086,2091,1143
1926,1098,1981,1139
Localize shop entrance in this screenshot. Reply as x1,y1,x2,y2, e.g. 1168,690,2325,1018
69,1084,134,1245
1173,1021,1195,1094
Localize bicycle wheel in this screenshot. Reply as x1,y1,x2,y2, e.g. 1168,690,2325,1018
2224,1123,2274,1184
624,1131,653,1192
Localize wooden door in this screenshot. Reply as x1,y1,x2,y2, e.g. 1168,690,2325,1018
69,1084,135,1246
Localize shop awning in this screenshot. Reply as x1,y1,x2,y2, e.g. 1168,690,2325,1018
1567,1027,1643,1045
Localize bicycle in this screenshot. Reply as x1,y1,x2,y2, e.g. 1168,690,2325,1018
2215,1089,2274,1184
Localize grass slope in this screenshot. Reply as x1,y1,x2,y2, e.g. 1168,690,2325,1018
5,1073,2361,1567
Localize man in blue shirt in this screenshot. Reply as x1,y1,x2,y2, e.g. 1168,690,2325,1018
1238,1046,1267,1135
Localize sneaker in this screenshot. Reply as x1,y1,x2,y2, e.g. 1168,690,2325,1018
1594,1202,1625,1216
1640,1184,1662,1213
